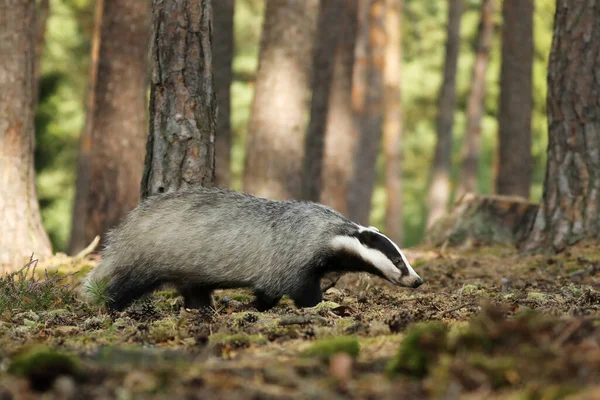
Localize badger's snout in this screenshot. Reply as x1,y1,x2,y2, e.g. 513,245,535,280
411,277,424,288
396,274,424,289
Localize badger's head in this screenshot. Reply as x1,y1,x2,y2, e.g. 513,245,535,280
330,225,423,288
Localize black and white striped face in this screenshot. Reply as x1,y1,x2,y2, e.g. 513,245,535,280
331,225,424,288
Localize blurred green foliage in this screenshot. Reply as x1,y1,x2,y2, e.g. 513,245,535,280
34,0,555,252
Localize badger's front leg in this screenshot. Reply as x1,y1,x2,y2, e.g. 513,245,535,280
253,290,282,311
290,278,323,308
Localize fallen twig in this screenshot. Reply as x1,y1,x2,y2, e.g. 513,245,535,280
74,235,101,261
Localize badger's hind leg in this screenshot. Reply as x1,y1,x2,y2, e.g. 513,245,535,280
176,285,214,309
252,290,282,311
290,279,323,309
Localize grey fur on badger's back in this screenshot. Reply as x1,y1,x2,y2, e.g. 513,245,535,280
81,186,423,311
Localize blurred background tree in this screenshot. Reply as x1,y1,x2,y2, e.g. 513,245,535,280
31,0,556,254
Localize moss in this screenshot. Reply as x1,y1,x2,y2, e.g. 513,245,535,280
460,284,483,295
527,292,547,300
386,321,448,378
227,293,254,303
312,301,341,311
469,355,517,389
8,345,82,391
302,336,360,362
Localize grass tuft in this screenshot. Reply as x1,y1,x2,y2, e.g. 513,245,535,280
0,256,76,316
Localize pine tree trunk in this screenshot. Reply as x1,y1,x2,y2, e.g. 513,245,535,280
213,0,234,187
320,0,359,214
141,0,217,199
243,0,319,200
522,1,600,253
68,0,104,254
302,0,342,202
495,0,533,199
69,0,151,253
383,0,403,244
347,0,386,225
457,0,494,198
0,0,52,269
303,0,359,213
426,0,462,229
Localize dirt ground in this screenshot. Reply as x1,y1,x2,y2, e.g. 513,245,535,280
0,243,599,399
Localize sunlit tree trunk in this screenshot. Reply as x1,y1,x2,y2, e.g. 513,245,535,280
69,0,151,253
522,1,600,253
495,0,533,199
141,0,217,199
426,0,462,229
213,0,234,187
243,0,319,200
383,0,403,244
456,0,494,198
347,0,386,225
0,0,52,269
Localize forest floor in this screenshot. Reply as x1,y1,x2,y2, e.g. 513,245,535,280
0,243,599,400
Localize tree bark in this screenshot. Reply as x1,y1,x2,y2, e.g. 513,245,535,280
495,0,533,199
456,0,494,198
68,0,104,254
0,0,52,269
69,0,151,253
213,0,234,187
303,0,359,214
426,0,462,229
522,0,600,253
243,0,319,200
383,0,403,244
347,0,386,225
141,0,217,199
302,0,342,202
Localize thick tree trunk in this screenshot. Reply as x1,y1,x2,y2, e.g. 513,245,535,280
456,0,494,198
495,0,534,199
302,0,342,202
303,0,359,214
383,0,403,244
347,0,386,225
68,0,104,254
0,0,52,269
69,0,151,253
243,0,319,200
522,1,600,253
141,0,217,199
426,0,462,229
213,0,234,187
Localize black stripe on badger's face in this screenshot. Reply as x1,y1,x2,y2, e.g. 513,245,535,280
351,225,423,288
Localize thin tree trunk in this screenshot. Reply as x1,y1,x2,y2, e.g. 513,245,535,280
456,0,494,198
141,0,217,199
70,0,151,253
347,0,386,225
522,0,600,253
243,0,319,200
68,0,104,254
319,0,360,214
34,0,49,102
495,0,533,199
426,0,462,229
213,0,234,187
302,0,342,202
383,0,403,244
0,0,52,269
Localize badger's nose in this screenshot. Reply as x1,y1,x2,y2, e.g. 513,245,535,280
412,277,424,288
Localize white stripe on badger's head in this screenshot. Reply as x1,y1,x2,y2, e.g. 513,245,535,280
331,225,423,288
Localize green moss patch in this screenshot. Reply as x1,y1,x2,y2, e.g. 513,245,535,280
302,336,360,362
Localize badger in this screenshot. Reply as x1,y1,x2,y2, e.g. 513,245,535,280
81,186,423,311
